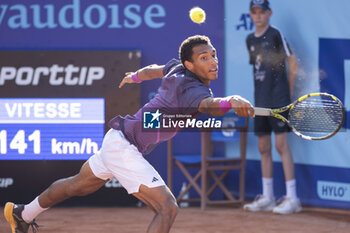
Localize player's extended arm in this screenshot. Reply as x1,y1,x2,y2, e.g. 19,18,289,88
119,64,165,88
198,95,254,117
286,54,298,95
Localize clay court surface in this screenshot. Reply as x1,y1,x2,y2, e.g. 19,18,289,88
1,206,350,233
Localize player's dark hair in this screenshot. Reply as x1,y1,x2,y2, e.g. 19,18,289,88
179,35,211,66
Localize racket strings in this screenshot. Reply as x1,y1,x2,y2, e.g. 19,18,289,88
289,97,343,137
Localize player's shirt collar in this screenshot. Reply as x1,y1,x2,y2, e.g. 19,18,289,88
185,68,204,84
254,24,270,38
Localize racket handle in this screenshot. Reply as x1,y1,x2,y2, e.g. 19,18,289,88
253,107,271,116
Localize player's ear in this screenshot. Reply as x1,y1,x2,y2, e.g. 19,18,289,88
184,60,194,71
268,9,272,17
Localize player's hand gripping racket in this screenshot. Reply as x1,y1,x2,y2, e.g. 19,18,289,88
253,93,345,140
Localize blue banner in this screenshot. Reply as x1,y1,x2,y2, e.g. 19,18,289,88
0,98,104,160
225,0,350,209
0,0,225,204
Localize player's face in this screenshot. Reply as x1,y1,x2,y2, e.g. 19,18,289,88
186,43,219,86
250,7,271,29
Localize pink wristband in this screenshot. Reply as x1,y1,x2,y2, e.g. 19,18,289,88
219,98,231,113
131,72,142,83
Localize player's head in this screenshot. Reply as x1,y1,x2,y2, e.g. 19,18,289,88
249,0,272,28
250,0,270,11
179,35,218,85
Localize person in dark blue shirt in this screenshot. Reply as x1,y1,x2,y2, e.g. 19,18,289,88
243,0,301,214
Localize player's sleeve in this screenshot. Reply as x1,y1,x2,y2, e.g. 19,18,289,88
178,81,213,109
275,30,293,57
246,36,254,64
163,59,181,76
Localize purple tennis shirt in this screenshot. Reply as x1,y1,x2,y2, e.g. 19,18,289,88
108,59,213,155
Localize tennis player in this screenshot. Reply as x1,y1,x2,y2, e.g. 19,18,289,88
243,0,301,214
4,35,254,233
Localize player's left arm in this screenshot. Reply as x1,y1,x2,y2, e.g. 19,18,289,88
276,29,299,95
286,54,298,95
119,64,165,88
198,95,254,117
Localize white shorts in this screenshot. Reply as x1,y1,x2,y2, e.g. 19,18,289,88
88,129,165,194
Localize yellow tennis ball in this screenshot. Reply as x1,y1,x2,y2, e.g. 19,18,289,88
189,7,206,24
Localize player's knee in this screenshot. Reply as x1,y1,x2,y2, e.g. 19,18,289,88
275,145,283,155
275,141,287,155
258,143,271,155
158,198,179,220
170,200,179,216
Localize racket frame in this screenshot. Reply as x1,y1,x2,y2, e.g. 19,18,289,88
253,93,344,140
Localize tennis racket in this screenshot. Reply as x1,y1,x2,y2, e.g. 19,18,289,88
253,93,345,140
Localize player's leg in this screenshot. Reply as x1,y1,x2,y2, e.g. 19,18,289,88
272,119,301,214
99,129,178,232
39,161,107,208
270,112,295,181
134,192,157,213
258,134,273,179
258,133,275,198
4,160,107,233
133,185,178,233
274,132,294,181
256,134,275,206
243,116,275,212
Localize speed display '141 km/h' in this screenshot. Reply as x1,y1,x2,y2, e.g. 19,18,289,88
0,98,104,160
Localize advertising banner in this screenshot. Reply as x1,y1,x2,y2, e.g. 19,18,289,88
0,0,225,206
0,50,140,205
225,0,350,209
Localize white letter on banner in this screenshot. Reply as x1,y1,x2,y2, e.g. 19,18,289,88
86,67,104,85
64,64,79,85
0,67,16,85
32,67,49,86
16,67,33,85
